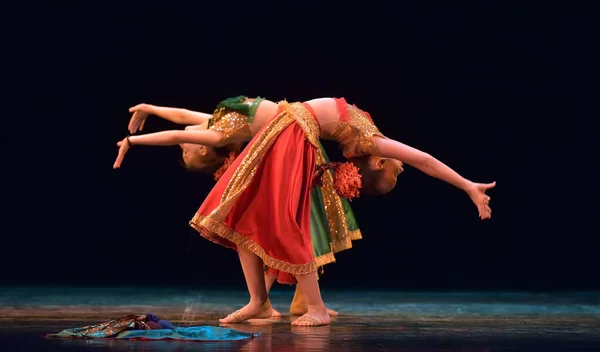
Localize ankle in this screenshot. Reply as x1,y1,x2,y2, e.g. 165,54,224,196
306,304,327,313
249,296,269,308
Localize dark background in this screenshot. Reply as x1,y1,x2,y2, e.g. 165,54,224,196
2,2,595,291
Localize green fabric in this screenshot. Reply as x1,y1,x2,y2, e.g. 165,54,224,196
248,97,264,121
212,96,263,124
309,142,360,258
341,197,359,231
310,186,331,258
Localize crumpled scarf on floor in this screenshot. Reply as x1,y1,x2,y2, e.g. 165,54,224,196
47,314,259,341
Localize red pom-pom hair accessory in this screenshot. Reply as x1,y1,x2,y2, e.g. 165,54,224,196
213,152,239,181
312,162,363,201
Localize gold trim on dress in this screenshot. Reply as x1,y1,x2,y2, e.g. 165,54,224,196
314,149,351,245
190,101,323,276
314,252,336,267
330,104,386,158
190,213,318,275
330,237,353,253
349,229,362,241
208,111,253,147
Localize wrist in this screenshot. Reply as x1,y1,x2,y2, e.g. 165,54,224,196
463,180,476,194
145,104,157,115
127,135,137,146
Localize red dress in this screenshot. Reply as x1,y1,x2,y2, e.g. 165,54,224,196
190,102,322,283
189,98,384,284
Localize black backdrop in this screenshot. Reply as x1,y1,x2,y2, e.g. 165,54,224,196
1,2,595,291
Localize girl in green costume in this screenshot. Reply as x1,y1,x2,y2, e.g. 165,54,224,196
126,96,365,316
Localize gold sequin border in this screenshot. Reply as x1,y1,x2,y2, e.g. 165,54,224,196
315,149,353,247
314,229,363,267
314,252,336,267
190,213,318,275
190,102,324,276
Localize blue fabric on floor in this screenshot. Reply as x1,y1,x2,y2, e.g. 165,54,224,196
116,326,259,341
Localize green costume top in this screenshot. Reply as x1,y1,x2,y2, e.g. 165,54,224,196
207,96,264,146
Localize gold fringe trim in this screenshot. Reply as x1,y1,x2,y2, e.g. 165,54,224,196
315,148,353,248
216,111,295,218
286,102,321,148
330,237,353,253
329,230,363,254
314,252,336,267
349,229,363,241
190,213,317,275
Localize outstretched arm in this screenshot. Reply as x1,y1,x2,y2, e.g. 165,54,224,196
128,129,222,146
128,103,213,134
375,137,495,219
375,137,473,191
113,129,223,169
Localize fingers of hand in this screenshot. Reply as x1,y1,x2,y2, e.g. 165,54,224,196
114,150,125,168
113,154,122,169
128,112,140,133
139,119,146,131
478,202,492,220
129,104,143,113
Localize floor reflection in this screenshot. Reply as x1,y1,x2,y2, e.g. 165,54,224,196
0,288,599,351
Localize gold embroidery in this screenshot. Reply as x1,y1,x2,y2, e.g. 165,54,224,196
209,110,253,146
287,102,321,148
331,104,385,158
314,252,336,267
315,148,352,248
216,111,295,216
190,101,323,276
190,213,318,275
330,230,363,253
349,229,363,241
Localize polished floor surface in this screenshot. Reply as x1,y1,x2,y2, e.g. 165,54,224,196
0,286,598,351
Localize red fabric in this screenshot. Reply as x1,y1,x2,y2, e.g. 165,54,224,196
334,97,374,124
195,117,318,285
265,267,296,285
333,97,349,122
302,103,321,129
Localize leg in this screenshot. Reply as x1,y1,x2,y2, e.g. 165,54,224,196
219,247,276,323
290,284,339,317
291,273,331,326
289,285,307,315
264,271,282,317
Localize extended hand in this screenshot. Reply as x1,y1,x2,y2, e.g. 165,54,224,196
128,104,152,134
466,181,496,220
113,137,131,169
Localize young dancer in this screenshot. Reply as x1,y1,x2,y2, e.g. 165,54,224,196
114,97,494,326
125,98,369,316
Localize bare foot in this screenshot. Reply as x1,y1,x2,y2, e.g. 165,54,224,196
291,305,331,327
326,308,339,317
290,306,339,317
271,308,282,317
219,301,275,324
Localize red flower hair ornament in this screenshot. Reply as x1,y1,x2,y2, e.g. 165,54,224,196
312,162,363,201
213,152,239,181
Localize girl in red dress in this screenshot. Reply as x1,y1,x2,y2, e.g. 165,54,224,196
114,98,495,326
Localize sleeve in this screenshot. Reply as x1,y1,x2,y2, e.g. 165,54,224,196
207,108,253,146
331,99,385,158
